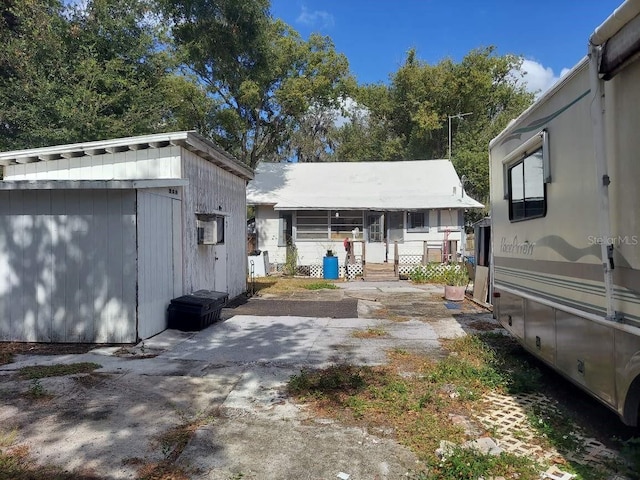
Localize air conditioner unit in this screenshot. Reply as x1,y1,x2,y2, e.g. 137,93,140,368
197,218,217,245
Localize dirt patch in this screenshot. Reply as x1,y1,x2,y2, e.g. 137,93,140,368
0,343,102,365
221,298,359,319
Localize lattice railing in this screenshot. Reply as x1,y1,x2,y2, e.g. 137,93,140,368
271,258,459,281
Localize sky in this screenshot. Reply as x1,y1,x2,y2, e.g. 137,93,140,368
270,0,625,95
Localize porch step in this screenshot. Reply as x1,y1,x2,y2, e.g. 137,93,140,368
363,263,398,282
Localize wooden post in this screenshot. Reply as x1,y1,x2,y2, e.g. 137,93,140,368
394,241,399,275
362,241,366,268
422,241,428,265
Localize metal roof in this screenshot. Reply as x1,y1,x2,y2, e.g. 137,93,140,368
0,131,254,181
247,160,483,210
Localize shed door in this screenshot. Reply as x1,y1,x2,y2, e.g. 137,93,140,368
137,191,182,340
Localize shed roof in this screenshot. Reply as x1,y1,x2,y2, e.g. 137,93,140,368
0,131,253,181
247,160,483,210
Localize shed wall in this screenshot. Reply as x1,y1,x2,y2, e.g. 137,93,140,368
4,146,181,181
0,189,137,342
182,149,248,299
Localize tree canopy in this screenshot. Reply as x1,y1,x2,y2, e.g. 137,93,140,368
0,0,534,210
161,0,354,167
333,47,534,208
0,0,208,151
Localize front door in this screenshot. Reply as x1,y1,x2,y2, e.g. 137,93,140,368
366,212,386,262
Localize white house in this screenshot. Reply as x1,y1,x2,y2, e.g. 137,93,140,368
0,131,253,343
246,160,482,279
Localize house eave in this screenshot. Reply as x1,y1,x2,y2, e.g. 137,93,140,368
0,179,189,190
0,131,254,182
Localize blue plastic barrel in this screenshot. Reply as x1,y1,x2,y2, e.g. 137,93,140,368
322,256,339,279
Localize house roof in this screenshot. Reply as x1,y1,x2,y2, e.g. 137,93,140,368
0,131,254,181
247,160,483,210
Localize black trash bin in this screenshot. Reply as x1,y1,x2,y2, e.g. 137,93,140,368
167,290,229,331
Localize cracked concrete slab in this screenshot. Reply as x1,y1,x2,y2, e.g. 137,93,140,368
0,280,496,479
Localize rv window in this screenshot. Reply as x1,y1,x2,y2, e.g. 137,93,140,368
508,148,546,221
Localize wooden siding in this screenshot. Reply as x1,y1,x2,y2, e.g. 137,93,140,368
182,149,247,298
0,190,137,342
137,190,181,339
4,146,181,181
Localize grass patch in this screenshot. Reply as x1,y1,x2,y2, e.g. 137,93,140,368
286,332,627,479
0,352,14,365
352,327,388,338
303,281,339,290
18,362,101,380
252,277,340,294
410,446,541,480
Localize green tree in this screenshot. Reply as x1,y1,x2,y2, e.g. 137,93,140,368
0,0,68,149
0,0,204,151
161,0,354,167
334,84,405,161
333,47,533,215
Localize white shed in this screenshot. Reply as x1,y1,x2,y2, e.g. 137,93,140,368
0,131,253,343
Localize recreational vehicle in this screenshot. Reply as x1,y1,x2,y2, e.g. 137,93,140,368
489,0,640,425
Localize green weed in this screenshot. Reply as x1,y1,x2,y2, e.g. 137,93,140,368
18,362,101,380
27,379,47,398
413,447,540,480
303,281,339,290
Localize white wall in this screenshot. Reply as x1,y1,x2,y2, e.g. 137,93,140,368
4,146,181,181
254,206,464,268
0,189,137,342
255,205,282,262
182,149,248,299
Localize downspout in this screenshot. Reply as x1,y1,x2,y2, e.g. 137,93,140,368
588,40,616,321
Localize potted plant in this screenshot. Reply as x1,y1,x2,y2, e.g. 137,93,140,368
443,265,469,301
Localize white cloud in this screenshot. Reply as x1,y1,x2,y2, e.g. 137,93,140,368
516,59,572,98
296,6,335,29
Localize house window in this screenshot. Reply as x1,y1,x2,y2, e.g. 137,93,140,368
330,211,363,239
278,213,293,246
367,213,383,242
407,211,429,231
438,209,463,232
196,214,224,245
508,148,546,221
296,210,329,239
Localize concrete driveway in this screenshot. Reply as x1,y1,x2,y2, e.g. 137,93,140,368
0,281,496,479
